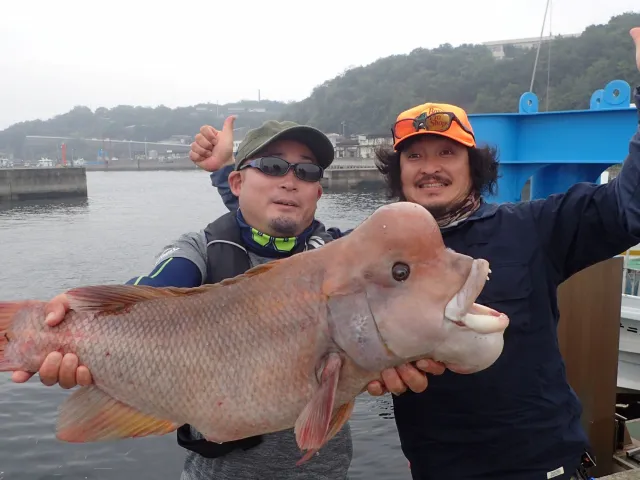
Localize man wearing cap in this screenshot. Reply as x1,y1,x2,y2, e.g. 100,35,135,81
11,120,355,479
186,28,640,480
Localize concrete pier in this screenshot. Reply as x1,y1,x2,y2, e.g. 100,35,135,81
0,167,88,202
321,167,384,189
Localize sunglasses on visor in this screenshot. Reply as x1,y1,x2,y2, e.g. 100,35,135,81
391,112,475,142
238,156,324,183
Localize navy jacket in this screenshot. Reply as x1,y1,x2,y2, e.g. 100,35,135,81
172,87,640,480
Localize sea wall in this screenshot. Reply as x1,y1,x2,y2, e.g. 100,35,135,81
321,167,385,190
0,167,88,202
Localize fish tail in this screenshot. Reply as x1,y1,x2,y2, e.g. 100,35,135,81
0,301,30,371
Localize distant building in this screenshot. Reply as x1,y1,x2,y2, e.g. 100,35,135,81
482,33,579,59
334,133,392,159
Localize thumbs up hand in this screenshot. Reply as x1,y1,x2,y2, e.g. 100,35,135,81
632,27,640,73
189,115,236,172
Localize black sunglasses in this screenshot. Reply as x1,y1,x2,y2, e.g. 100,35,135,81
238,156,324,183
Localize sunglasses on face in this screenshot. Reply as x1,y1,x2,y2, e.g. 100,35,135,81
391,112,475,142
239,156,324,183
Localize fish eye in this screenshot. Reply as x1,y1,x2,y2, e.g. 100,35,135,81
392,262,410,282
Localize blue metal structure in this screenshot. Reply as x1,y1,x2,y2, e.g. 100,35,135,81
468,80,638,203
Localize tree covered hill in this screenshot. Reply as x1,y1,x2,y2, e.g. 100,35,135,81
281,11,640,135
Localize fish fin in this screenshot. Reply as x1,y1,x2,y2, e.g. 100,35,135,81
64,284,219,313
324,399,355,443
294,353,342,453
56,385,178,442
64,259,287,313
216,259,285,287
296,399,355,466
0,301,31,371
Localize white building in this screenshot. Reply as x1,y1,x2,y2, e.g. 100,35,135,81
482,33,579,60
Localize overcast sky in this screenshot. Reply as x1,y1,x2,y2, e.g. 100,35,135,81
1,0,638,129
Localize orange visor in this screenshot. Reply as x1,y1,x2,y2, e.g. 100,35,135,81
391,102,476,150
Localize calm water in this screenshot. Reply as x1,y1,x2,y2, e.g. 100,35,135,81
0,171,410,479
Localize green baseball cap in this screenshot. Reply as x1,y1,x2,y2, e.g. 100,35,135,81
234,120,335,170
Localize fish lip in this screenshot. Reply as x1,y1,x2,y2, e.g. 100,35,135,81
444,259,509,334
445,259,490,318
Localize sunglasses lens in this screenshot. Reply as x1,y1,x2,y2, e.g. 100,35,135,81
393,113,456,141
260,157,289,176
256,157,322,182
393,119,416,140
294,163,323,182
425,113,453,132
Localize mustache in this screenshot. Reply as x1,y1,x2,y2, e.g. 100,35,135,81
415,174,451,186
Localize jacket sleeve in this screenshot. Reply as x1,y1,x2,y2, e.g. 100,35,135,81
533,86,640,283
210,164,238,212
125,231,208,287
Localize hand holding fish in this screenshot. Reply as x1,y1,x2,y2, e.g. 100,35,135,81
10,293,93,389
189,115,236,172
367,359,446,396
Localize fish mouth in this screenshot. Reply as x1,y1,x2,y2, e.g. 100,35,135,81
444,259,509,334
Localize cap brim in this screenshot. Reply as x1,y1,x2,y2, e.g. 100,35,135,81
394,130,475,150
240,126,335,170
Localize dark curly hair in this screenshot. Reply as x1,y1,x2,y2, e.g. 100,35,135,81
374,136,500,201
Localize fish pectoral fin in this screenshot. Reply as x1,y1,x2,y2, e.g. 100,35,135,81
294,353,343,453
296,399,355,466
56,385,178,442
65,284,218,312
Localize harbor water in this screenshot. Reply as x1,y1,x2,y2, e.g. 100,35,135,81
0,170,410,480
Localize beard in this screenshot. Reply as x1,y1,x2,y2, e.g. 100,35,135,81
268,216,299,237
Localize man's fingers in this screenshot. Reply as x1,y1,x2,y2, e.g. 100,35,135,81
190,141,212,159
194,133,214,151
631,27,640,71
76,366,93,386
381,368,407,395
38,352,63,386
366,380,387,396
58,354,79,389
11,371,34,383
200,125,218,142
396,364,428,394
415,359,446,375
44,294,70,327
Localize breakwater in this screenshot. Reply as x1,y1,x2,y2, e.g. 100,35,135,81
82,156,386,189
0,167,87,202
321,166,385,189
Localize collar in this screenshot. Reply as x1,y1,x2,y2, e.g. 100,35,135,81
235,209,317,258
439,199,500,232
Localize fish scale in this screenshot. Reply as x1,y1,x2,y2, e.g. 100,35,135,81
0,202,510,464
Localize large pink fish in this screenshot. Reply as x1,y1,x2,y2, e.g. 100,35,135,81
0,202,508,464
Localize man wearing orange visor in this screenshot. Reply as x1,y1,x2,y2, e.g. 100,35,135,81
367,29,640,480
